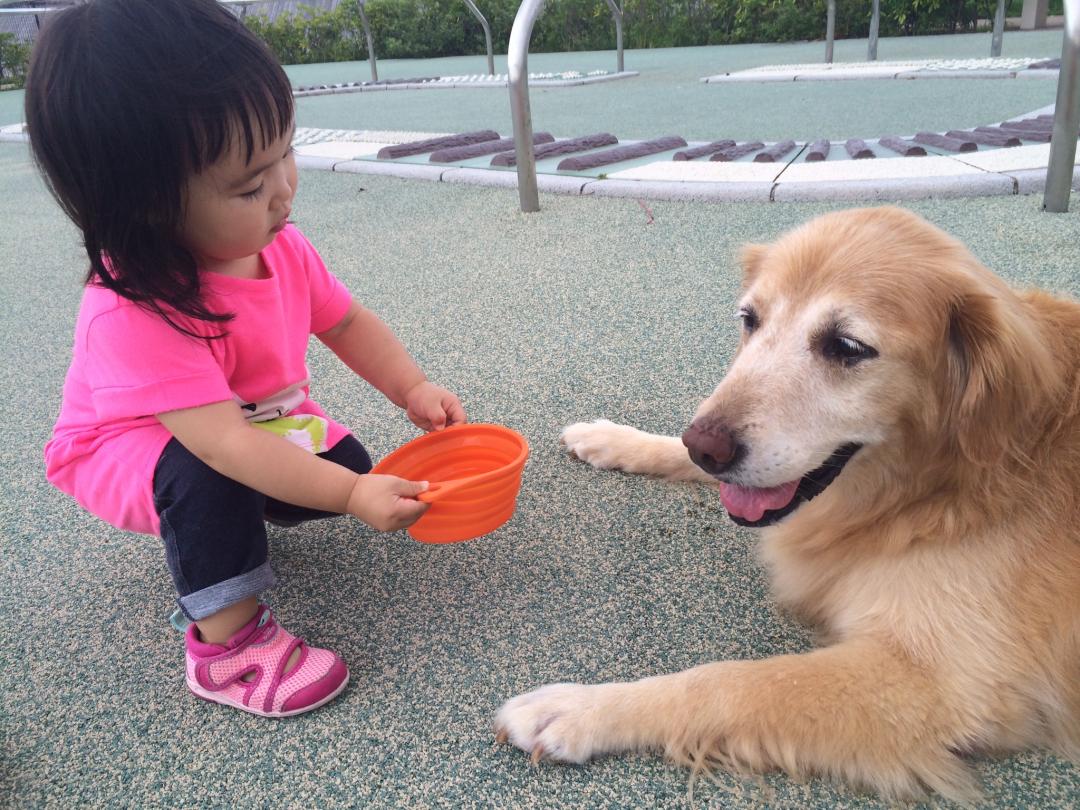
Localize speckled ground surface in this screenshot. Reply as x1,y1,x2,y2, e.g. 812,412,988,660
3,28,1080,810
2,138,1078,808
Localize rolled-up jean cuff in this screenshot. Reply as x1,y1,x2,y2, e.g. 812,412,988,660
178,562,276,621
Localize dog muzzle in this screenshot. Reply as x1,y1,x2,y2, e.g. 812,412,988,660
719,443,862,528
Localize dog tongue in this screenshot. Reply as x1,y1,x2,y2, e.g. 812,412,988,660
719,479,800,522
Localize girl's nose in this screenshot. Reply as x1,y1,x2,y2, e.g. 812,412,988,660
269,155,296,202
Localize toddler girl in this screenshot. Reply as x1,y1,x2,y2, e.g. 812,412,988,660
25,0,466,717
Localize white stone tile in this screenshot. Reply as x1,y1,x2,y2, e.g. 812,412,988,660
779,154,983,182
900,69,1014,79
703,72,794,83
332,160,447,181
583,179,773,201
1006,167,1080,194
952,143,1054,172
773,174,1014,201
294,155,340,171
440,167,520,188
360,130,453,143
537,174,594,194
294,141,392,160
795,67,903,80
703,58,1046,84
605,160,785,183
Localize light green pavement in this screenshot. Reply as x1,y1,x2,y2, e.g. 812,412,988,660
0,31,1069,141
2,29,1079,810
284,32,1067,141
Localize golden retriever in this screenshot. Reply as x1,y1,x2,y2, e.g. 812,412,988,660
494,206,1080,802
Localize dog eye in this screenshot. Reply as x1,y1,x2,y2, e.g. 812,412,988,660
737,307,759,333
822,334,877,366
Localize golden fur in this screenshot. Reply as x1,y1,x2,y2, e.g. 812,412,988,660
494,207,1080,802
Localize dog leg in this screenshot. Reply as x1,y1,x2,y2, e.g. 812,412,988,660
561,419,716,483
495,639,979,803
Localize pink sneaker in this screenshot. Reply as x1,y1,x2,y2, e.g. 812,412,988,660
185,607,349,717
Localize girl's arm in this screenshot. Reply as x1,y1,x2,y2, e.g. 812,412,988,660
156,400,428,532
317,300,466,430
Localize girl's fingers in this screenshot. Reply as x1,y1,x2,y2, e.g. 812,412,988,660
445,398,466,425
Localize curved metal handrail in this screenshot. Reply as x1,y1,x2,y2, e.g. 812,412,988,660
507,0,545,212
507,0,625,212
463,0,495,75
1043,0,1080,211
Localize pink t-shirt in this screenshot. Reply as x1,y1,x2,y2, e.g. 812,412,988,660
44,225,354,536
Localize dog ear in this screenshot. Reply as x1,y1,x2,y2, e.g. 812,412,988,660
945,287,1055,466
739,243,768,287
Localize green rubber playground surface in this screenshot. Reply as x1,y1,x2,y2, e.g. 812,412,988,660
2,31,1064,142
283,31,1067,142
2,29,1078,810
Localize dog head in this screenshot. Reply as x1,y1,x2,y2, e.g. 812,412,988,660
683,206,1057,528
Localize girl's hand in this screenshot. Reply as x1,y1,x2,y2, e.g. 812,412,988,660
404,381,467,432
347,474,429,532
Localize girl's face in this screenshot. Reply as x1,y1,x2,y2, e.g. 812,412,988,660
180,122,297,276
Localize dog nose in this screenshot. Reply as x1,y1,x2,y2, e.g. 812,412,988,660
682,418,739,476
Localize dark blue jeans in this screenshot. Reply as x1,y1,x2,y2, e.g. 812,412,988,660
153,434,372,621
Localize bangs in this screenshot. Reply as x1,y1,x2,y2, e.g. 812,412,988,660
184,39,295,171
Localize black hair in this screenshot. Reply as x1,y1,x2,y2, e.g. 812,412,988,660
24,0,295,335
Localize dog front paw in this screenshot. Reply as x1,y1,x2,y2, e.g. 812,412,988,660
494,683,611,764
560,419,647,471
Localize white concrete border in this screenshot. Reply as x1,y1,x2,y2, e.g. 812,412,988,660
294,71,639,96
280,103,1074,203
702,57,1057,84
4,104,1074,204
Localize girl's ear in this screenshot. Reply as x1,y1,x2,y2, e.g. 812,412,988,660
738,243,768,288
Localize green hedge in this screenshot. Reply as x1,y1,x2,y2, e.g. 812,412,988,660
0,32,30,89
242,0,1039,65
0,0,1059,85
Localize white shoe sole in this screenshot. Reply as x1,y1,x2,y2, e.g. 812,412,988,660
186,671,350,718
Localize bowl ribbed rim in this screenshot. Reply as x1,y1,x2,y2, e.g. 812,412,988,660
371,423,529,493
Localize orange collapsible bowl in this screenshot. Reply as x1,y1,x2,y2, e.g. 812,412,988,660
370,424,529,543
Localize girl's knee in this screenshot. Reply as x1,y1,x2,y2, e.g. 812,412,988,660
324,435,373,475
154,438,264,515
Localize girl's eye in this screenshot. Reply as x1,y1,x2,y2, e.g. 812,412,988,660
822,333,878,367
737,306,759,334
240,183,264,200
